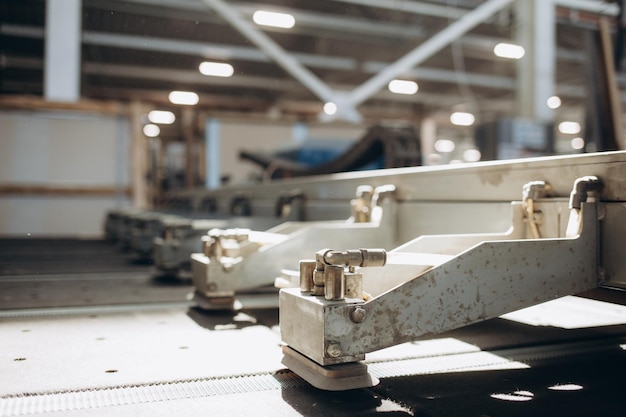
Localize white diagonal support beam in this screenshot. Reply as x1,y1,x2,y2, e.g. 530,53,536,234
327,0,468,19
199,0,359,120
344,0,515,110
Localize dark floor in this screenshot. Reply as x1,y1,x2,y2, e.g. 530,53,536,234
0,238,192,309
1,238,626,416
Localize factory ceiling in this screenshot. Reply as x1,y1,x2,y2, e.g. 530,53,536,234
0,0,622,126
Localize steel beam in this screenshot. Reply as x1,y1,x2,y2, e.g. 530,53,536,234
326,0,467,19
44,0,82,102
198,0,336,105
343,0,514,110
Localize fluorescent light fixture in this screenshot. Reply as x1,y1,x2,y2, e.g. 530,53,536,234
199,61,234,77
434,139,455,153
388,79,418,95
323,102,337,115
571,137,585,150
493,42,525,59
450,111,475,126
148,110,175,124
143,124,160,137
463,148,481,162
490,391,534,402
548,384,583,391
168,91,199,105
547,95,561,109
559,121,581,134
253,10,295,28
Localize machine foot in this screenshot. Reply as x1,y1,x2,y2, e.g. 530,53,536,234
191,292,242,311
281,346,379,391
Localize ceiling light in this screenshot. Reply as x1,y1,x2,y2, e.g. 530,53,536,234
253,10,295,29
143,124,160,137
388,79,418,95
434,139,455,153
450,112,475,126
548,384,583,391
323,102,337,115
547,96,561,109
463,148,481,162
493,42,525,59
148,110,175,124
571,137,585,150
559,121,581,134
199,61,234,77
168,91,199,106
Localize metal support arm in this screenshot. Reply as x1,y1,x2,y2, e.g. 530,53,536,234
280,201,601,383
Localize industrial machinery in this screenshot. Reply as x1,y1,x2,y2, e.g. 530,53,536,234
280,155,626,390
153,185,382,277
4,152,626,416
153,214,302,276
190,185,398,309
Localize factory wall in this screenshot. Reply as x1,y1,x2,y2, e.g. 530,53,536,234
0,110,366,237
0,110,131,237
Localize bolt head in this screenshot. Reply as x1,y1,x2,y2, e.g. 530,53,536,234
350,307,367,323
326,342,342,358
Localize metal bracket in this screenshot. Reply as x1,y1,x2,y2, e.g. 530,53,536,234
190,185,398,308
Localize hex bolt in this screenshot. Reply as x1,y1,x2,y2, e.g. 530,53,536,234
350,307,367,323
326,342,342,358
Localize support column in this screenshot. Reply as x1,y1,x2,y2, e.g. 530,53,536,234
515,0,556,122
130,101,149,208
420,117,437,165
182,108,196,189
205,118,221,189
45,0,82,102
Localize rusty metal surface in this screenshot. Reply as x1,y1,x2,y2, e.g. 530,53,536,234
168,151,626,208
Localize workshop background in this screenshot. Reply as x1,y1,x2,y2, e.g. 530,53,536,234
2,0,623,236
2,2,626,416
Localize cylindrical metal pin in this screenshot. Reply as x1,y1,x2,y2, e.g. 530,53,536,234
359,248,387,267
299,260,316,293
324,265,345,301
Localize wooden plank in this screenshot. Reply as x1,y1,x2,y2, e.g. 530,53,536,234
599,17,625,150
0,95,127,115
0,184,130,196
182,107,196,189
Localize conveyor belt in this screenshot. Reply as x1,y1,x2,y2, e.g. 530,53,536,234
2,239,626,416
239,124,421,179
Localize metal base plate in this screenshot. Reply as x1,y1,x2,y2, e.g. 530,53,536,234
192,291,241,311
192,288,280,311
281,346,379,391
